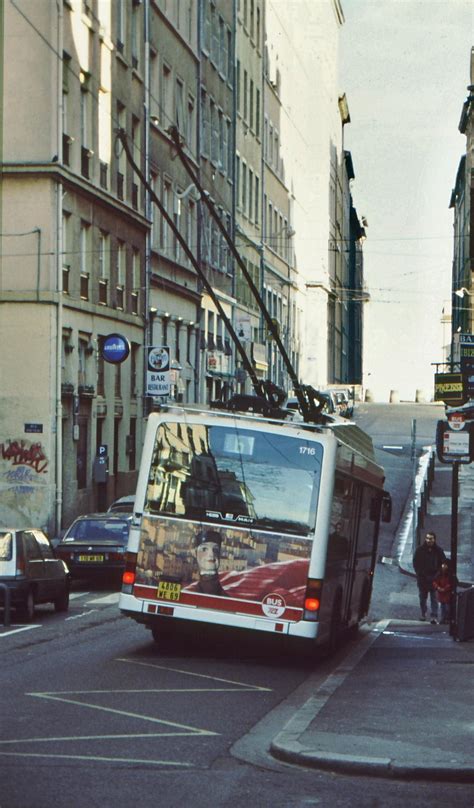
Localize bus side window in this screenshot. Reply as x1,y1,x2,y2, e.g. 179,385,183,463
369,495,380,521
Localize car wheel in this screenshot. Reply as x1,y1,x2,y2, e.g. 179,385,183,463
54,587,70,613
19,589,35,622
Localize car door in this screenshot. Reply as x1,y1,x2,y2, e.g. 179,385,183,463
22,531,46,600
35,531,64,599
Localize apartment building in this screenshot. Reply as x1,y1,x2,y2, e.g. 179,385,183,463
449,48,473,373
1,0,362,533
2,0,149,533
198,0,236,404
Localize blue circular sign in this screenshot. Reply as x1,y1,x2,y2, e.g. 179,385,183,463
101,333,130,364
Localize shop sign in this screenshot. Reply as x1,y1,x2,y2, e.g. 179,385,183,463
146,346,170,396
434,372,464,405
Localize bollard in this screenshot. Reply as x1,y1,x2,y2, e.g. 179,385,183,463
389,390,399,403
415,389,427,403
0,583,11,628
364,389,374,402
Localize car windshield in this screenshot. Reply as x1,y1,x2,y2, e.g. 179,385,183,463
144,420,323,535
0,532,13,561
64,519,130,542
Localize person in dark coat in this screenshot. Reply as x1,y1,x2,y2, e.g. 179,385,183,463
413,532,446,623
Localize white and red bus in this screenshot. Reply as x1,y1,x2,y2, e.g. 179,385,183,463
119,405,390,650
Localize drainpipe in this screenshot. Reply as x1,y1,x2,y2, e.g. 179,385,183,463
144,0,151,414
55,0,64,535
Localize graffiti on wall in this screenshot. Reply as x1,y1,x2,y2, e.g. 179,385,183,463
1,439,49,474
0,438,50,524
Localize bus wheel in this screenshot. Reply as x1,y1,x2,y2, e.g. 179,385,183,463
151,622,173,648
358,581,371,621
328,594,342,653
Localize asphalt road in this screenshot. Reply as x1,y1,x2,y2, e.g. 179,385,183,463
1,403,473,808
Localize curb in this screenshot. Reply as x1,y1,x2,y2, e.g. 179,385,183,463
270,739,474,783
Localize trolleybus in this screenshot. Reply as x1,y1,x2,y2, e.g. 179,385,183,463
119,404,391,651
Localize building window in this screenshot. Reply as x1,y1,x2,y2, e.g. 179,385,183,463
254,175,259,224
201,88,210,158
116,240,125,309
150,51,160,124
128,418,136,471
78,339,87,387
97,352,105,396
162,63,172,127
76,419,88,489
236,60,241,113
249,79,254,130
243,70,248,121
117,0,125,51
256,89,260,137
130,343,138,397
131,249,139,314
63,266,70,294
175,77,185,134
162,180,172,252
98,231,109,305
80,222,90,299
115,363,121,398
131,1,140,69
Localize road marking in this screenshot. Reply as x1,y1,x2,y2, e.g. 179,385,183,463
382,445,404,450
116,658,273,692
65,609,98,621
0,624,41,637
69,592,90,600
28,691,219,734
0,751,192,766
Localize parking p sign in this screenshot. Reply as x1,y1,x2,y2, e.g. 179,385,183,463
146,346,170,396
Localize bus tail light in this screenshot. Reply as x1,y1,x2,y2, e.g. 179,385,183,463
122,552,138,593
303,578,322,621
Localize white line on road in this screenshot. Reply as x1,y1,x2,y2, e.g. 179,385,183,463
0,751,192,766
65,609,98,621
28,691,219,734
0,625,41,638
116,658,273,691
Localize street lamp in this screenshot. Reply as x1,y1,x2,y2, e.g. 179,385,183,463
454,287,473,298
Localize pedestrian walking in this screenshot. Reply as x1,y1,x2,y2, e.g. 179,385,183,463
433,561,457,624
413,532,446,623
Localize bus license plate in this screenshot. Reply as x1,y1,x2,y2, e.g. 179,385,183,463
157,581,181,601
78,554,104,563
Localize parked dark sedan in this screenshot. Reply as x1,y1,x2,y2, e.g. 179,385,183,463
56,514,131,582
0,528,70,621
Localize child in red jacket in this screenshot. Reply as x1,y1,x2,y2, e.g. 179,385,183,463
433,562,456,624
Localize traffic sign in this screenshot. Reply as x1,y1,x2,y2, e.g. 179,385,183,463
447,413,465,431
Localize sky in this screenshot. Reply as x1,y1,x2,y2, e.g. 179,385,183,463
339,0,473,402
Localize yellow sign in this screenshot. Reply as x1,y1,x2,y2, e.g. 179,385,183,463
157,580,181,601
434,373,464,405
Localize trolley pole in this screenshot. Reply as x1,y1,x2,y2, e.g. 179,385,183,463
449,460,459,638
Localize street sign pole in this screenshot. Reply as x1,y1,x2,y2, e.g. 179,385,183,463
449,460,459,638
411,419,417,554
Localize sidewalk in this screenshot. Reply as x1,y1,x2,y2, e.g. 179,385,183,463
270,459,474,782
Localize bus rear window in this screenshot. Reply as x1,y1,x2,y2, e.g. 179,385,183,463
144,421,323,535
